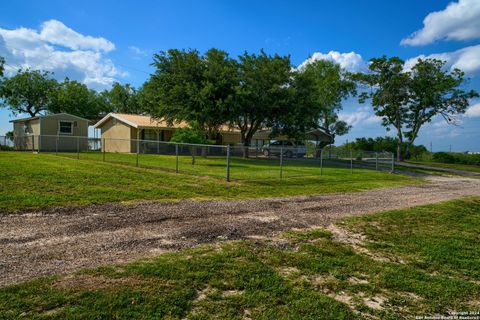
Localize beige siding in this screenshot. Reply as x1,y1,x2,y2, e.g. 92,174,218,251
40,115,88,136
12,115,89,151
221,132,242,145
101,118,134,153
40,115,89,151
13,119,40,151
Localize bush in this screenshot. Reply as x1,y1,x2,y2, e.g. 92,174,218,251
344,136,427,160
432,152,480,165
432,152,456,164
170,123,208,145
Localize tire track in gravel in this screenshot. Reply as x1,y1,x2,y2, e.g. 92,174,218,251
1,175,479,287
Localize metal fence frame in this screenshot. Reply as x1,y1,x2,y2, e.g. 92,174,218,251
1,134,395,181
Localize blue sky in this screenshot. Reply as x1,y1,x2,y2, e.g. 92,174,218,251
1,0,479,151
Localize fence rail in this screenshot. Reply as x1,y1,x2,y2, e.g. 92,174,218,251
1,135,395,181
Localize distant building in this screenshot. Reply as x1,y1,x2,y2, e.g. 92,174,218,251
10,113,90,152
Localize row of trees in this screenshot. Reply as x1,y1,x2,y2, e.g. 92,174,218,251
0,50,353,151
0,67,140,120
140,49,353,150
1,50,478,160
345,136,427,160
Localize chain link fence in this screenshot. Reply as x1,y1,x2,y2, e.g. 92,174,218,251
2,135,395,181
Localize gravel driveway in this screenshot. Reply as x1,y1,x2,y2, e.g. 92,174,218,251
1,175,479,287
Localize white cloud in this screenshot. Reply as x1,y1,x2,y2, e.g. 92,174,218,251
338,106,381,127
128,45,148,60
297,51,367,73
39,20,114,52
128,46,145,55
428,119,464,138
0,20,123,89
404,44,480,75
465,102,480,117
401,0,480,46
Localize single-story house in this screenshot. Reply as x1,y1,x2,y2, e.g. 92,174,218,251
93,113,332,153
10,113,90,152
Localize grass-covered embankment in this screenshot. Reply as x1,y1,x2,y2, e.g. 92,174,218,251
0,152,417,212
1,198,479,319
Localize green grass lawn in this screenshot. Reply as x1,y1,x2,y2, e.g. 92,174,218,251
407,160,480,173
0,152,417,212
1,198,478,319
54,150,363,180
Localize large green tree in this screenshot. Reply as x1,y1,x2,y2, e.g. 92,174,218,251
0,69,59,117
232,50,292,152
291,59,356,147
405,58,478,157
142,48,237,139
106,82,141,114
50,78,107,120
357,56,478,160
356,57,412,161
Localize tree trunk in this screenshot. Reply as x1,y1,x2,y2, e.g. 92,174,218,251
395,130,404,162
241,138,251,158
396,143,403,162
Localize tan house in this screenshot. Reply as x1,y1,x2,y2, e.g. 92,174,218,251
11,113,90,151
94,113,248,153
94,113,332,153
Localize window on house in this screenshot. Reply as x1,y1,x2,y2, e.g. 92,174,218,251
59,121,73,134
24,123,32,134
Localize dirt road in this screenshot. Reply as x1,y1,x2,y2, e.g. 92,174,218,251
1,175,479,287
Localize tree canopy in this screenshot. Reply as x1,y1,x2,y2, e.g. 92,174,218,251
50,78,108,120
291,60,356,146
232,50,292,150
405,59,478,154
105,82,141,114
356,56,478,160
0,69,59,117
142,48,238,139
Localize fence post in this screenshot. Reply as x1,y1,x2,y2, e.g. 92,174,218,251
175,144,179,173
391,153,395,173
279,147,284,179
375,152,378,170
226,145,231,182
136,138,139,167
55,136,58,156
102,138,106,162
350,149,353,174
32,135,35,153
77,136,80,159
38,135,41,153
320,148,323,176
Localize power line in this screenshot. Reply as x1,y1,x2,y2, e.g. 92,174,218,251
115,63,152,76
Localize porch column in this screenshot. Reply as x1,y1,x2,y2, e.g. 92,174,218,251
136,129,140,153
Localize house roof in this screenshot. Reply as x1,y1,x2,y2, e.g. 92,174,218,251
305,129,333,143
10,113,91,123
93,113,332,142
94,113,191,129
94,113,236,132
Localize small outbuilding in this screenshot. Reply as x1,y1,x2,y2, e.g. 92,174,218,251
10,113,90,152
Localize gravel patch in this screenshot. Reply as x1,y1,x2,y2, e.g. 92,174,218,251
1,175,479,287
